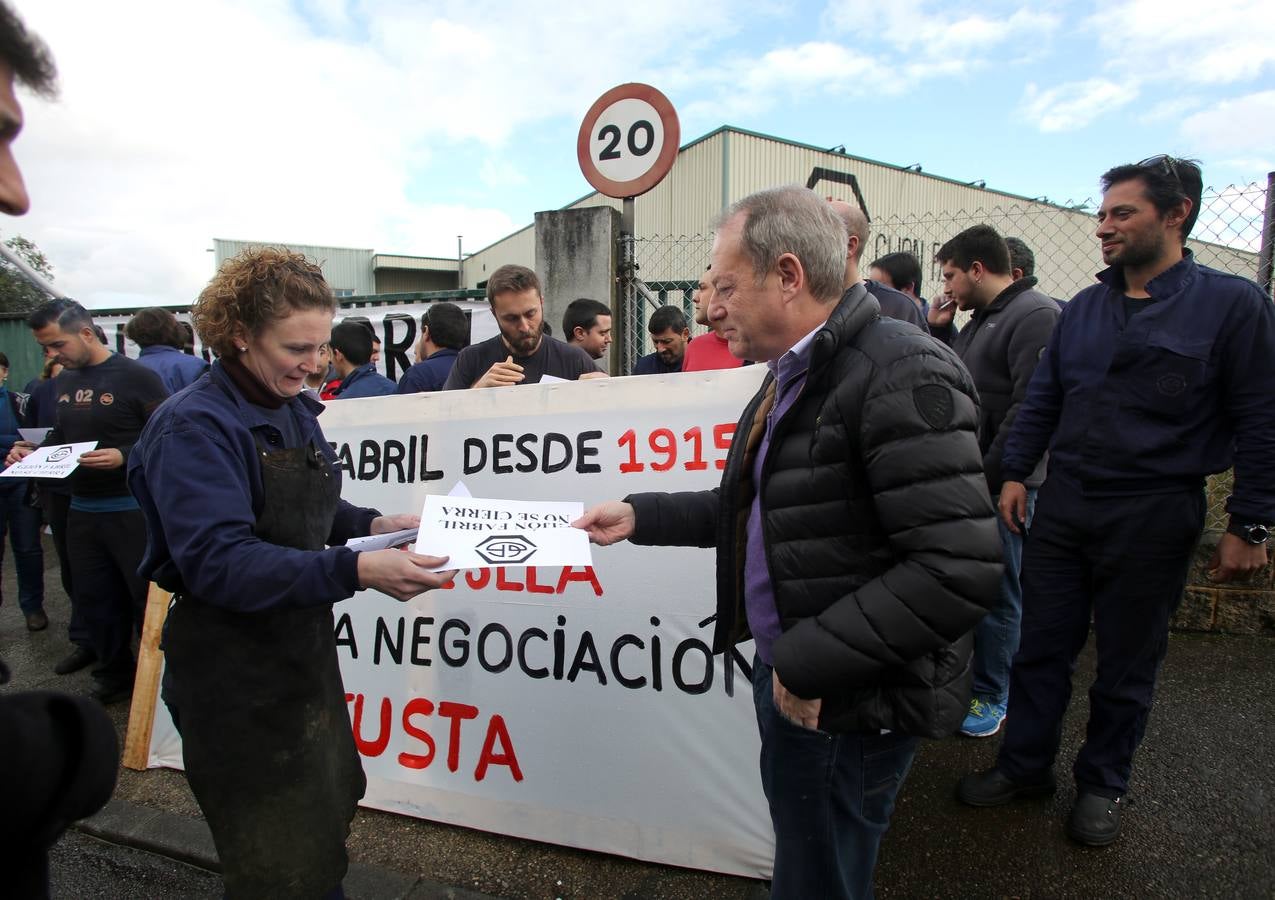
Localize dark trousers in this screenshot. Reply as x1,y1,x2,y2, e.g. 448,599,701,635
753,657,918,900
0,483,44,614
67,506,150,688
43,490,91,648
997,475,1205,797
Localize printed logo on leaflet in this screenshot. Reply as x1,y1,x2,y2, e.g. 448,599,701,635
475,535,537,565
47,447,72,462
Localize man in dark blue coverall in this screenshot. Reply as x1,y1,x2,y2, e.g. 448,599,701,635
957,156,1275,846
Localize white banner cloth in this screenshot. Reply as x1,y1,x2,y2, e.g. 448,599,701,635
146,368,775,879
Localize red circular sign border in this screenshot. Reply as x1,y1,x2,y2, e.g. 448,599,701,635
576,83,680,199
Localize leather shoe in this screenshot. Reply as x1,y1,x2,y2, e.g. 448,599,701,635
90,680,133,705
25,609,49,631
1067,792,1122,846
0,656,10,685
54,645,97,675
957,766,1056,807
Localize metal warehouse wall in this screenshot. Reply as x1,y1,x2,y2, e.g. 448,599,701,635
213,238,376,295
462,225,535,290
0,316,44,390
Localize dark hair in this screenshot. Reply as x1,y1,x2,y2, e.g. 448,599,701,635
28,297,93,333
936,225,1012,276
486,264,541,304
0,2,57,97
1100,155,1203,244
647,305,688,334
562,298,612,340
0,351,8,368
193,247,335,357
125,307,185,349
424,302,468,350
869,251,922,296
1004,237,1035,278
330,321,373,366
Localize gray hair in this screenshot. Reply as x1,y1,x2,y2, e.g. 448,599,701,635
716,186,848,303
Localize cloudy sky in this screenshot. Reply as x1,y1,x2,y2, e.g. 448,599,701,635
9,0,1274,308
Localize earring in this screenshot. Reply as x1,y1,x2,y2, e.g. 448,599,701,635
237,345,247,352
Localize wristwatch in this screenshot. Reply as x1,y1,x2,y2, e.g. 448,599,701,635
1227,522,1271,545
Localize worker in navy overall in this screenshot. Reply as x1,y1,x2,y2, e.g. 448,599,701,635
128,248,455,899
957,157,1275,847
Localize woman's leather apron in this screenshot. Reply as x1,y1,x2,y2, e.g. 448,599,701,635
161,436,365,898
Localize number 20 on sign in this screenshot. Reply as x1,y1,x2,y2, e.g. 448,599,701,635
577,83,680,199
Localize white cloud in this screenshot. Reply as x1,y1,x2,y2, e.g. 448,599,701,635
9,0,737,307
1019,79,1140,132
822,1,1059,56
1087,0,1275,86
1181,90,1275,156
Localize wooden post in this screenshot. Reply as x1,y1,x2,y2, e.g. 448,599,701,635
122,583,173,770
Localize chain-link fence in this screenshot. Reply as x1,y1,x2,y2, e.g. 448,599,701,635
617,179,1273,527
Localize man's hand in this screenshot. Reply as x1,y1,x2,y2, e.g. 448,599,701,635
78,449,125,470
773,670,821,730
578,371,609,380
927,295,956,329
473,355,525,389
357,549,456,602
370,513,420,534
5,440,36,468
1207,532,1268,583
998,481,1029,534
572,501,636,546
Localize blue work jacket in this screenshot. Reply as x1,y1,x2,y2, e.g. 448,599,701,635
1001,252,1275,522
332,363,396,399
137,345,209,394
127,363,378,612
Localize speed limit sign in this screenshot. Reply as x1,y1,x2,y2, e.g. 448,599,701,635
577,83,680,199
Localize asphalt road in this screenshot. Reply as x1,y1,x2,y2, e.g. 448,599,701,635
5,533,1274,898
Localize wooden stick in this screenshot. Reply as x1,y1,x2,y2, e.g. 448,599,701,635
122,583,173,770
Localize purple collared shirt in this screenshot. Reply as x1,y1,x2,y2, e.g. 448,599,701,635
743,324,822,664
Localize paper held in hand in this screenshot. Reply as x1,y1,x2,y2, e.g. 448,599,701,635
415,494,593,570
1,441,98,479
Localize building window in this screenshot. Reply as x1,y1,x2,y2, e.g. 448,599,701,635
333,289,354,298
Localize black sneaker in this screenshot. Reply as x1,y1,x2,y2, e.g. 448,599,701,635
25,610,49,631
1067,792,1122,846
55,645,97,675
957,766,1057,807
0,656,10,685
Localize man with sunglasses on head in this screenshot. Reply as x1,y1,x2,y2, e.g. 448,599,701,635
957,156,1275,847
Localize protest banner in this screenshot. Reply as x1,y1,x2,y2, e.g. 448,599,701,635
142,367,776,879
93,301,498,383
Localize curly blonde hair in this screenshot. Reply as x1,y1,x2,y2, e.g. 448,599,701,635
193,247,335,357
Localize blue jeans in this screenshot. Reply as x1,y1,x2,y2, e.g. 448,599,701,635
0,482,44,614
752,656,918,900
972,488,1037,705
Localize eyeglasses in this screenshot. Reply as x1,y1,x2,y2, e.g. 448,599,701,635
1137,154,1181,186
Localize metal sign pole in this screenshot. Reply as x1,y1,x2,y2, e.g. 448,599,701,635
620,196,637,375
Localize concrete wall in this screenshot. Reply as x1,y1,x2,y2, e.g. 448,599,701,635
534,206,621,374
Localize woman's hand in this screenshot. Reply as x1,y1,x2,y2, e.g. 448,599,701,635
357,548,455,602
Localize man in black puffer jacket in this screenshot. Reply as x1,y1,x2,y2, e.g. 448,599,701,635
575,186,1002,900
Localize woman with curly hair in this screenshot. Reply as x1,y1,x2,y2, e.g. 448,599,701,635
128,247,453,899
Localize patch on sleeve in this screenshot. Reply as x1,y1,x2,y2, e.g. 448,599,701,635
913,384,955,430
